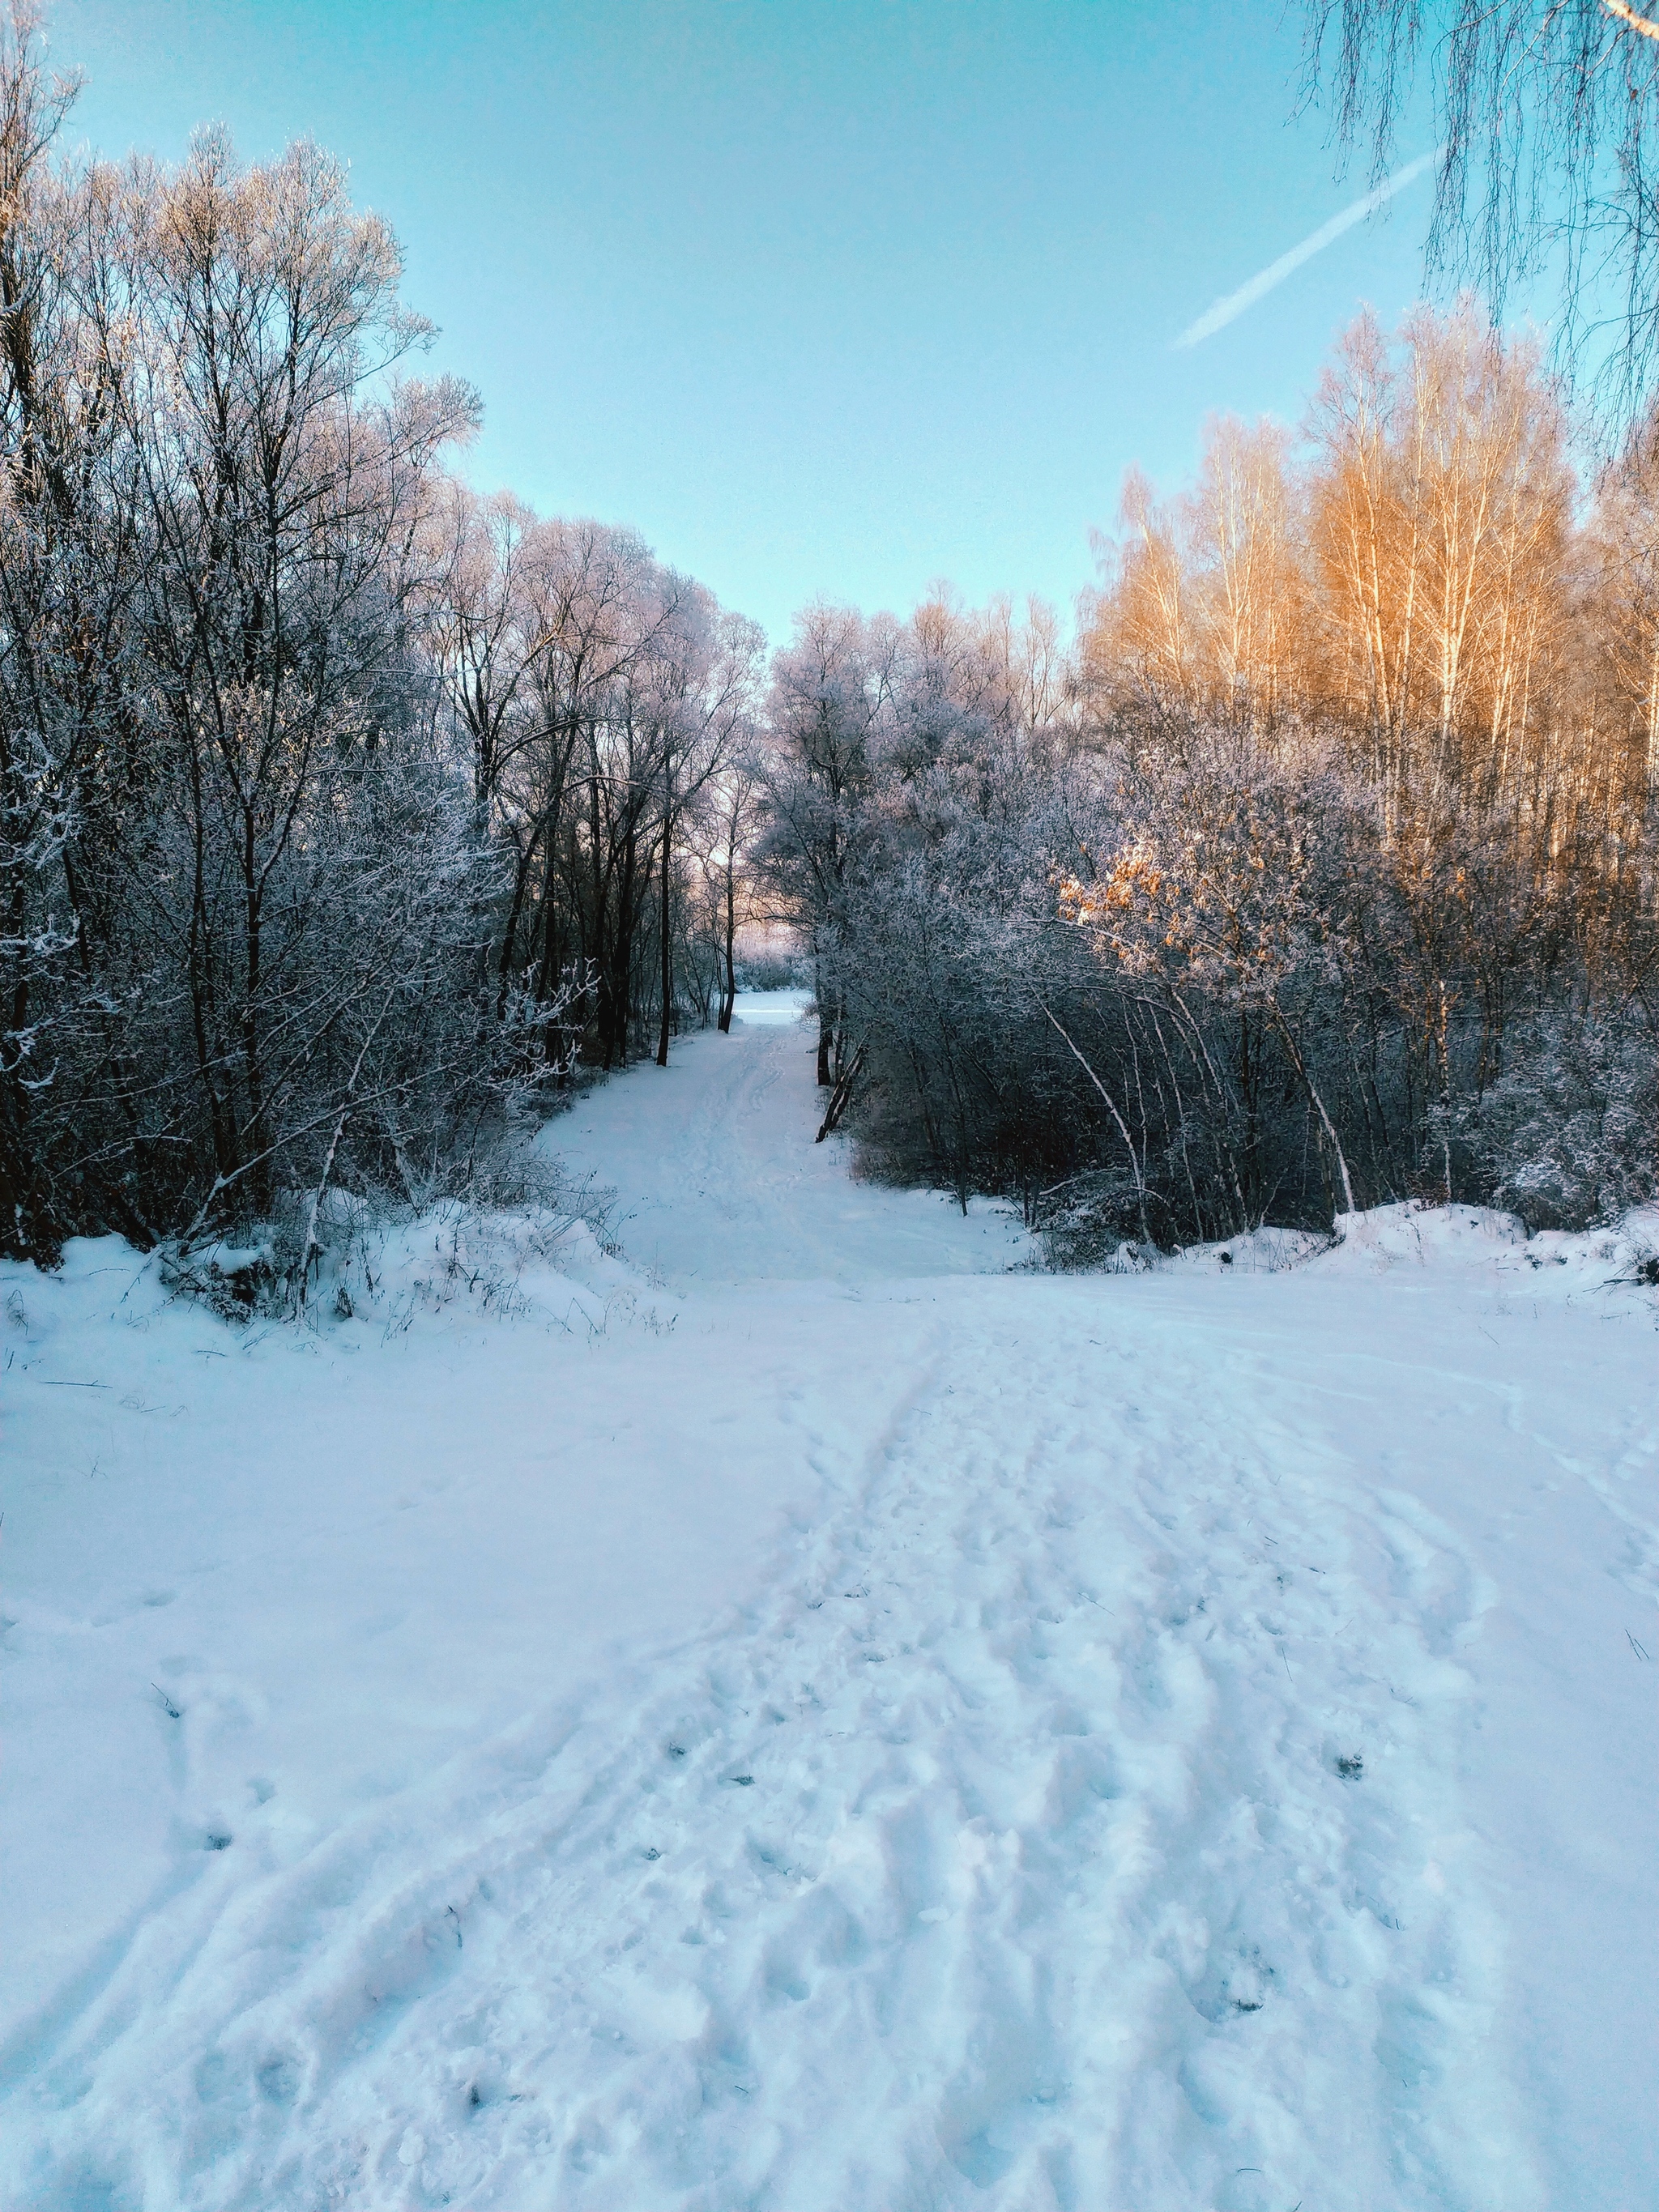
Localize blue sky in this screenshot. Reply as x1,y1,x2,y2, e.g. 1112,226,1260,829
53,0,1443,643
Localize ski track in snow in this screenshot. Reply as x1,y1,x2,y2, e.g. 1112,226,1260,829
2,995,1654,2211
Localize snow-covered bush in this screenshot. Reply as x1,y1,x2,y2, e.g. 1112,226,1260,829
734,953,804,991
154,1125,616,1326
1460,1009,1658,1230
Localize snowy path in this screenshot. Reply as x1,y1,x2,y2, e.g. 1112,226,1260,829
2,999,1655,2211
545,990,1028,1285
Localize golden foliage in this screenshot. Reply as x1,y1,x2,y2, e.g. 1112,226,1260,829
1081,306,1653,881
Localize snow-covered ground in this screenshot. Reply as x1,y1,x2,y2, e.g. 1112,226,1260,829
545,989,1027,1286
2,995,1654,2212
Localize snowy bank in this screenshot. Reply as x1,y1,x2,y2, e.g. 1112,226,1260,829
1174,1196,1659,1301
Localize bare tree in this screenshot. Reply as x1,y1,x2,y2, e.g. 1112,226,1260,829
1301,0,1659,411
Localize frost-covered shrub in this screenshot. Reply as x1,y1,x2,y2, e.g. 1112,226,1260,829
734,953,804,991
1037,1189,1159,1273
160,1136,616,1329
1461,1012,1657,1230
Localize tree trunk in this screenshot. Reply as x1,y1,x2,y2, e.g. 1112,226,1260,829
1039,1001,1153,1246
656,764,673,1068
815,1041,864,1141
1271,1007,1357,1218
240,818,272,1217
717,851,736,1033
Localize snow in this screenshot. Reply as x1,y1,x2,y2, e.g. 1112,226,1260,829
544,989,1029,1286
2,993,1654,2212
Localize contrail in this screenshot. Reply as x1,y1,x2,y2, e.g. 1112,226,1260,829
1174,148,1442,349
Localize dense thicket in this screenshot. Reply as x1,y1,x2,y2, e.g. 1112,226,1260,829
765,309,1657,1246
0,13,757,1270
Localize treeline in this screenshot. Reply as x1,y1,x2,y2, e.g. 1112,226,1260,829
765,307,1657,1245
5,0,1653,1276
0,13,761,1269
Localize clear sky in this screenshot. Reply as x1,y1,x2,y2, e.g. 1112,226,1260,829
51,0,1445,644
